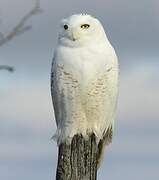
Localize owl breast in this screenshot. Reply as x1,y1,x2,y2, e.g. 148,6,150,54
53,45,118,143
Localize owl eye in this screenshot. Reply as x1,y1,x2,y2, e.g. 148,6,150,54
64,24,68,30
81,24,90,29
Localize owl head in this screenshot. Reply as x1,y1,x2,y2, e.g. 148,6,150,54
58,14,108,47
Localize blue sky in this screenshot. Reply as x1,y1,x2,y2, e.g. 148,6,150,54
0,0,159,179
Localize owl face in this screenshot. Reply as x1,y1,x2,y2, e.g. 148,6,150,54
58,14,107,47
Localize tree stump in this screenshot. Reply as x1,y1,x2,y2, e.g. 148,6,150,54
56,133,97,180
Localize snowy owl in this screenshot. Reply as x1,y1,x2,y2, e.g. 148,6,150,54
51,14,118,166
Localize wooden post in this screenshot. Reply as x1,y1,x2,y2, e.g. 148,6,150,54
56,133,97,180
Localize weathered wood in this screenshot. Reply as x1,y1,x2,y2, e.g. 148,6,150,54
56,134,97,180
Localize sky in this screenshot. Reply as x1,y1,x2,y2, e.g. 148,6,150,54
0,0,159,179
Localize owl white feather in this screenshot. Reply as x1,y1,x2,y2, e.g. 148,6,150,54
51,14,118,166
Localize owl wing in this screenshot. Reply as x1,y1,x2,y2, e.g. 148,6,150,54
51,56,61,128
96,59,118,168
51,54,83,144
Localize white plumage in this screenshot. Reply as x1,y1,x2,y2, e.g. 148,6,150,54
51,14,118,166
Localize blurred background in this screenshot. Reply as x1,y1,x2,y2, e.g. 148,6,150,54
0,0,159,179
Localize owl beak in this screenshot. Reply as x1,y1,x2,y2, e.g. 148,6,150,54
71,33,76,41
71,30,79,41
72,37,76,41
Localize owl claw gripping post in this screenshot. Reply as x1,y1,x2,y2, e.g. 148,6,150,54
51,14,119,167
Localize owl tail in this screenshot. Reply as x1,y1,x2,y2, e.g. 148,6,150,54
97,126,113,168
